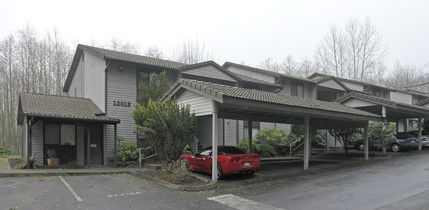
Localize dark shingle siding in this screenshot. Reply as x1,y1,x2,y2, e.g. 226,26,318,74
19,92,119,122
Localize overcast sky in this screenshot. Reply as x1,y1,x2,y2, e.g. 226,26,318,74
1,0,428,71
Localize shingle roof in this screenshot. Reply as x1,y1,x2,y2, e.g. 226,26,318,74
223,62,315,83
79,44,187,69
166,79,381,118
18,92,119,124
337,92,429,113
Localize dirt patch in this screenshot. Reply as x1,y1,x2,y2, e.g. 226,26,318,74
142,170,207,186
8,158,23,168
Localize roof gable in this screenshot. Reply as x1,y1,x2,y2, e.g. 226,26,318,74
180,61,239,82
318,78,347,91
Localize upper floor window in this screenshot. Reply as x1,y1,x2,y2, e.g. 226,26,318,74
291,82,304,97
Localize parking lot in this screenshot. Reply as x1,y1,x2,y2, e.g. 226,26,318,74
2,150,429,209
0,174,232,210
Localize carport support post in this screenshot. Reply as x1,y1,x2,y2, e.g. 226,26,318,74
304,116,310,170
86,127,91,168
212,101,218,181
364,122,369,161
114,124,117,167
248,121,252,153
418,117,422,151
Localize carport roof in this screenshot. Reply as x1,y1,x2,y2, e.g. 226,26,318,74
164,79,383,127
17,92,120,124
337,92,429,120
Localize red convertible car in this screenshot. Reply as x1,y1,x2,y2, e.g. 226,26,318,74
179,146,261,179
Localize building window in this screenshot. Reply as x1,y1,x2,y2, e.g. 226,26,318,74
45,123,76,145
291,82,304,97
45,124,60,144
61,124,76,145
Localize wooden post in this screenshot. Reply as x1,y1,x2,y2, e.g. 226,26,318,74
212,101,218,181
418,117,422,151
114,124,117,167
87,127,91,168
364,122,369,161
304,116,310,170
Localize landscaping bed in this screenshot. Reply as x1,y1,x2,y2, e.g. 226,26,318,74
142,170,207,186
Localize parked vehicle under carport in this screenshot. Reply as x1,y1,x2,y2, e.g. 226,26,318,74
355,137,418,152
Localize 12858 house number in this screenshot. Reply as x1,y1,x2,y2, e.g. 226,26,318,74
113,100,131,107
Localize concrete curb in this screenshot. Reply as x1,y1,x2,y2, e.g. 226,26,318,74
130,171,217,191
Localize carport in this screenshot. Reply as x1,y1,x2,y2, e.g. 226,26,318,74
164,79,383,180
338,92,429,150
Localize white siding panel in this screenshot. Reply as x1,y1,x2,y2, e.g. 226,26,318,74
238,120,244,142
226,66,275,84
84,51,106,112
76,125,85,166
390,91,412,104
278,79,291,96
341,81,364,92
318,79,346,91
182,66,237,82
105,62,137,164
68,55,84,97
31,120,43,165
197,116,212,148
176,89,213,116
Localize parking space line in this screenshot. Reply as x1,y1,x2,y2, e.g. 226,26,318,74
59,176,82,202
207,194,285,210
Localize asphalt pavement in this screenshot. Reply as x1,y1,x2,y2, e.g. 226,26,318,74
2,150,429,209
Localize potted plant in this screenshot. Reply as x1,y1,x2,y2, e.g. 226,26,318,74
47,149,59,166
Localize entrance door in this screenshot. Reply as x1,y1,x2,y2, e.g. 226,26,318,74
90,124,103,165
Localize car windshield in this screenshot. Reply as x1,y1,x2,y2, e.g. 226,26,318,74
218,147,245,155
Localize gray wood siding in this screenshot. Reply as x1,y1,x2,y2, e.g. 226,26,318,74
318,79,346,91
196,116,224,148
84,51,106,112
182,66,237,82
226,66,275,84
76,125,85,166
68,54,84,97
105,62,138,164
176,89,213,116
341,81,364,92
279,79,291,96
224,119,237,146
390,91,412,104
342,98,376,107
31,120,43,165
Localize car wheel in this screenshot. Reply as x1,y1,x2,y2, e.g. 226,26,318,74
358,143,365,151
180,158,188,171
391,144,400,152
217,163,223,179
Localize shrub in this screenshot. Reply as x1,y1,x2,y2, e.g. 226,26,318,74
161,161,189,184
134,98,197,165
116,137,139,162
369,122,396,151
237,138,277,157
255,128,287,151
0,147,13,156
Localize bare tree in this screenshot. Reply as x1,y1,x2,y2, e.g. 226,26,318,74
385,61,426,91
298,58,314,78
104,38,141,54
173,38,213,64
314,18,387,82
258,58,280,72
144,46,164,59
280,55,298,75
